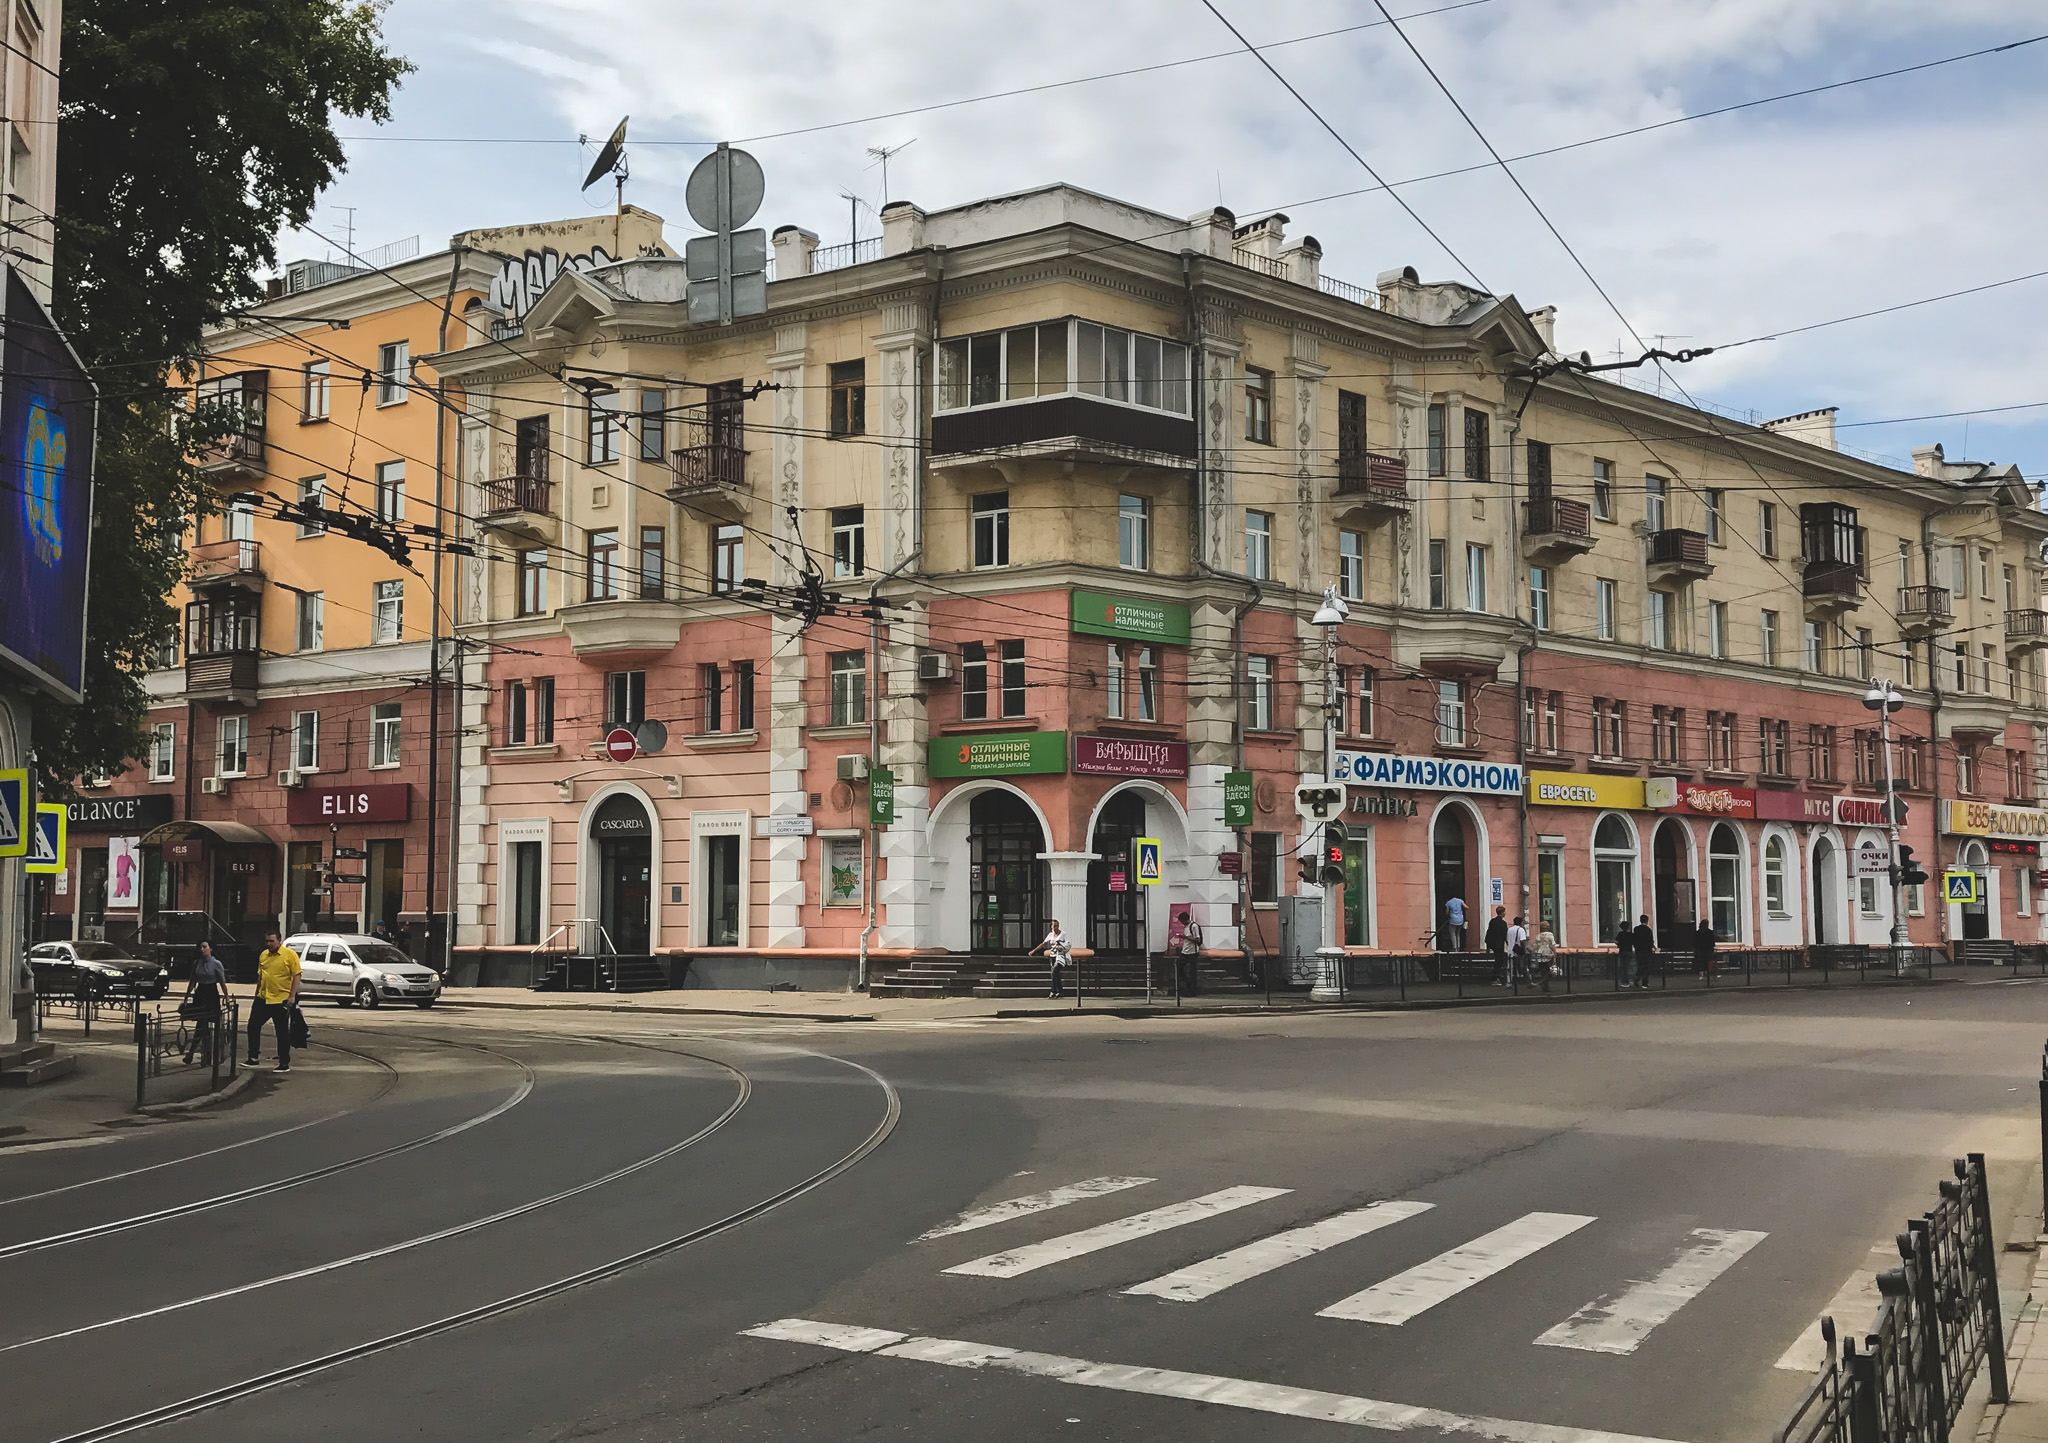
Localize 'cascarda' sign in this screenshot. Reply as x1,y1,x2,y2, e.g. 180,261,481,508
1334,750,1522,797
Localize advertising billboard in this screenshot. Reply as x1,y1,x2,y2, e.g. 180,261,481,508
0,268,97,702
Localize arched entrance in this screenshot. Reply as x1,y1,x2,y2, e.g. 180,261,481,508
591,794,652,954
1432,806,1471,950
1812,835,1840,945
1652,818,1696,950
970,790,1044,953
1708,823,1743,942
1960,839,1991,940
1086,791,1147,955
1594,813,1636,946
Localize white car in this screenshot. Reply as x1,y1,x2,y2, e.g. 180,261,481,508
282,933,442,1009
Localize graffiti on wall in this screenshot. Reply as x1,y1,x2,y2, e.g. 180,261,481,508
488,245,618,320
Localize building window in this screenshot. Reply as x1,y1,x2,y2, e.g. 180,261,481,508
1704,488,1723,545
223,496,255,542
518,549,547,616
1119,494,1149,570
1656,706,1684,762
1759,718,1790,777
1709,710,1735,771
639,527,666,600
1760,610,1779,668
1977,547,1992,599
373,459,404,522
972,492,1010,568
372,579,403,643
935,321,1186,414
1593,698,1624,759
295,590,324,652
832,507,865,578
1763,835,1789,917
507,680,528,745
370,702,402,768
149,722,175,781
1957,746,1976,796
961,642,988,721
1904,638,1919,689
1954,643,1969,693
1245,510,1273,581
1759,502,1778,558
1429,540,1448,610
1543,691,1560,752
735,660,755,731
216,715,248,777
1437,679,1467,746
588,528,619,601
292,710,320,771
1464,543,1487,612
606,670,646,728
2005,564,2018,612
2011,750,2033,802
829,359,866,437
1526,438,1553,495
1596,578,1617,641
702,664,724,734
297,474,326,537
1859,845,1884,918
1137,647,1158,722
1853,730,1881,786
1856,627,1873,677
1523,692,1540,749
1249,832,1281,904
638,388,665,461
1464,408,1490,481
586,389,621,464
2019,866,2034,918
1000,639,1027,718
1528,566,1549,631
1246,655,1274,732
1106,644,1124,721
534,677,555,743
302,360,330,422
1645,474,1668,532
1426,402,1446,477
376,340,408,405
1646,590,1670,651
711,523,743,593
1988,643,2007,698
1244,366,1273,444
1708,601,1727,659
1807,724,1835,782
830,651,866,726
1592,459,1614,521
1339,530,1364,601
1803,620,1824,674
155,624,180,670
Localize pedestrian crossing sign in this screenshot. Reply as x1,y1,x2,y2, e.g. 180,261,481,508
1943,870,1979,903
0,769,25,858
24,802,63,875
1134,838,1163,885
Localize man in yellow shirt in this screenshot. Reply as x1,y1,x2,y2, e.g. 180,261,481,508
248,930,301,1074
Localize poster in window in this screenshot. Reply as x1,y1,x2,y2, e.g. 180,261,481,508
825,836,863,907
106,835,141,909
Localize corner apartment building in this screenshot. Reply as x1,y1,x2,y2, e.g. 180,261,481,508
434,181,2048,987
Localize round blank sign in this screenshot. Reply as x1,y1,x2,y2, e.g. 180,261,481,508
685,146,765,231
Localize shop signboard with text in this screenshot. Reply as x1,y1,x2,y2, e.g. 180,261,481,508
1647,778,1757,818
1072,734,1187,778
1833,796,1892,828
928,731,1068,779
1334,750,1522,797
285,783,413,827
1753,790,1833,823
1526,771,1644,809
1944,799,2048,839
1070,591,1192,646
67,793,175,833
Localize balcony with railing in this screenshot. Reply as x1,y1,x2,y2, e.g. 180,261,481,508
810,237,881,274
1645,528,1712,582
479,472,558,543
2007,608,2048,653
183,595,260,703
1897,585,1953,635
191,371,267,484
1332,450,1409,519
187,539,264,593
1801,560,1863,616
1521,497,1594,560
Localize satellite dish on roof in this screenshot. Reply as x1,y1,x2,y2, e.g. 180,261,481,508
581,116,629,195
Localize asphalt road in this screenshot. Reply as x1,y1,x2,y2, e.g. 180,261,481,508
2,979,2043,1442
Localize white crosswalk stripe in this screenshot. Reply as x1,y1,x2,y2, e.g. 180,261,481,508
1125,1200,1436,1303
943,1186,1291,1279
1775,1243,1894,1371
1318,1211,1597,1325
918,1177,1156,1241
1534,1228,1769,1354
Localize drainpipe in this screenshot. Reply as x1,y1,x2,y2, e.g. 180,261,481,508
860,547,923,990
1923,516,1948,949
426,247,464,969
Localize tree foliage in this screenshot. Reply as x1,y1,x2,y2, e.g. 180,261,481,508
32,0,411,791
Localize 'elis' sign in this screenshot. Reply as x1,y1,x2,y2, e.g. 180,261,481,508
285,784,412,827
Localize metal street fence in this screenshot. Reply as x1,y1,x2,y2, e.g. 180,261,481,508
1773,1153,2007,1443
133,1000,240,1109
1324,943,1956,1003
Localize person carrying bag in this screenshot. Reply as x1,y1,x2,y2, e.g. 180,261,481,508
180,939,226,1065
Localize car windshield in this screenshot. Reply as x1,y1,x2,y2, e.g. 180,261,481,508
352,944,413,969
71,943,133,961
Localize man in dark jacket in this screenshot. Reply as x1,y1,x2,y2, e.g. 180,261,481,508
1631,914,1656,989
1694,921,1717,979
1485,906,1510,987
1615,920,1635,989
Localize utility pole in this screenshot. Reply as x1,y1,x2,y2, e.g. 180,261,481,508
1310,586,1348,1001
1864,678,1913,975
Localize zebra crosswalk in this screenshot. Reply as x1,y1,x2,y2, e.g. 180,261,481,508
918,1175,1782,1357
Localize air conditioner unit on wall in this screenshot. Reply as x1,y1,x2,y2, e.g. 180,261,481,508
918,652,954,682
836,754,871,782
277,768,305,789
201,776,225,795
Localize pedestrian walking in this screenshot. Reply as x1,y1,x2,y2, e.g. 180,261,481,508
1444,894,1467,953
1530,920,1558,995
1632,914,1657,990
1485,906,1509,986
1174,910,1204,997
1694,920,1717,979
1029,919,1071,998
1506,914,1529,989
1615,920,1636,989
180,940,226,1065
247,930,301,1073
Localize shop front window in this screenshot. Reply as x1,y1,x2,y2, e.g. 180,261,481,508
1594,814,1636,947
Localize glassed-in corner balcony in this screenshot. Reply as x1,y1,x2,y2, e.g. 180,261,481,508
931,318,1198,466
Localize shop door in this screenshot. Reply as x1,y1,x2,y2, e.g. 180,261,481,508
601,837,652,954
1086,792,1147,955
1536,850,1563,944
286,842,323,934
704,834,740,947
1812,839,1838,945
1652,820,1696,950
1432,809,1468,951
970,791,1044,953
365,839,405,933
77,849,108,939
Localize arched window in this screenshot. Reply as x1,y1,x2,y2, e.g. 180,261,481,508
1709,823,1742,939
1593,813,1636,944
1763,835,1788,917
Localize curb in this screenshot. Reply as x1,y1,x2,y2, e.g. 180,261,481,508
435,998,877,1024
140,1066,256,1115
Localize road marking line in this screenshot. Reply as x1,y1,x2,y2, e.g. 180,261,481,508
1318,1211,1598,1325
918,1177,1157,1241
1125,1201,1436,1303
1775,1244,1893,1371
1534,1228,1769,1354
943,1186,1291,1278
742,1317,1693,1443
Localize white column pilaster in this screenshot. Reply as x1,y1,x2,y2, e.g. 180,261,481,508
761,328,811,948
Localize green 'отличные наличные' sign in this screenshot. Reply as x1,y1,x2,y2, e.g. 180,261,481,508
1070,591,1192,646
927,731,1068,778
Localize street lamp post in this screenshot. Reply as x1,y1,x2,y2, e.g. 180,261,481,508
1863,678,1909,975
1311,586,1348,1002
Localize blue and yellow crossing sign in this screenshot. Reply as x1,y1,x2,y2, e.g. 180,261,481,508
24,802,63,875
1133,837,1163,886
0,769,25,858
1943,870,1980,904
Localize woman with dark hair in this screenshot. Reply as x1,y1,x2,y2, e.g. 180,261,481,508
181,940,226,1065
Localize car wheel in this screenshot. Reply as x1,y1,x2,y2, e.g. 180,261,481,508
354,980,380,1010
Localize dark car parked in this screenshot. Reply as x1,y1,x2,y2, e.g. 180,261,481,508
27,941,170,1000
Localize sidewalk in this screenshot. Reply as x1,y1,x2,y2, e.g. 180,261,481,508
0,1016,247,1148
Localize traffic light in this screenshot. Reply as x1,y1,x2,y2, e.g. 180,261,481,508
1895,844,1928,888
1321,823,1349,886
1298,847,1321,888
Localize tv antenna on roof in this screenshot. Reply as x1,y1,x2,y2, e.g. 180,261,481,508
865,138,915,206
838,189,866,248
581,116,630,213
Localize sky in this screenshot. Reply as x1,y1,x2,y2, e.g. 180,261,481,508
291,0,2048,483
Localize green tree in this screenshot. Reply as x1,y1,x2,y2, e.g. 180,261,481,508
32,0,411,790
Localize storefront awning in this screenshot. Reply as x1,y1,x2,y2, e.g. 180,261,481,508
140,819,276,848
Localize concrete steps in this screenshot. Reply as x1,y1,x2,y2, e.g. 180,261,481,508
0,1040,76,1087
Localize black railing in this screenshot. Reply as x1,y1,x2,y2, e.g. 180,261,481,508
670,441,747,491
2007,609,2048,642
1648,528,1710,567
1334,450,1410,499
1525,496,1592,539
135,999,241,1108
1804,561,1863,602
1898,586,1953,625
483,472,552,515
